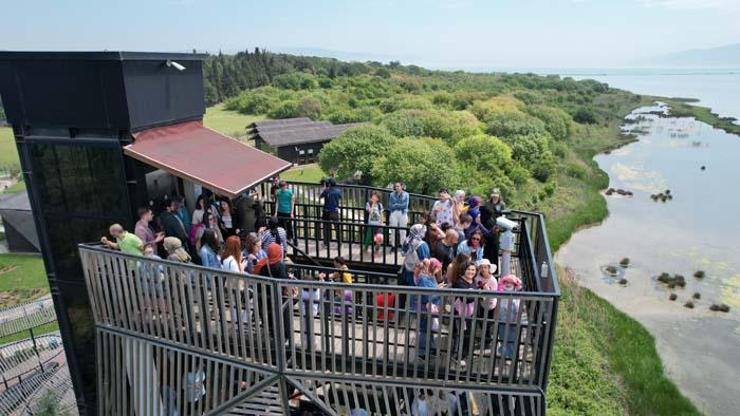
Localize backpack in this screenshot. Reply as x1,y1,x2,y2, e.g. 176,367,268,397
403,244,420,271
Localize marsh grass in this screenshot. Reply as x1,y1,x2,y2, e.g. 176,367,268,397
548,268,700,415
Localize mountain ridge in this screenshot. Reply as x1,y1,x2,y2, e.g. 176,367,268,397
638,43,740,67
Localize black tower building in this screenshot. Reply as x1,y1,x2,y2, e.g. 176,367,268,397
0,51,207,414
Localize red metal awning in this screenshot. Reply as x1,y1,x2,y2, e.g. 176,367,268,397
125,120,292,198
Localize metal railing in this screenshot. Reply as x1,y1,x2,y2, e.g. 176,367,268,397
267,202,531,276
0,297,56,338
259,181,435,220
80,240,558,415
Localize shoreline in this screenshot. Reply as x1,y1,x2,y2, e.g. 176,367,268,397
552,98,739,415
551,95,739,249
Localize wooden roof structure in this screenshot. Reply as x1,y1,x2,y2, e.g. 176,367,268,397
249,118,359,147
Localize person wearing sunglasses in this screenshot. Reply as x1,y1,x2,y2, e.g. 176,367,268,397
456,230,484,262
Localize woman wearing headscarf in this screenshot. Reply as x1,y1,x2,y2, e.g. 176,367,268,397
254,243,288,279
164,237,191,263
401,224,430,287
254,242,291,344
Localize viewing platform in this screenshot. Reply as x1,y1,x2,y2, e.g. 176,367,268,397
0,51,559,415
80,182,559,416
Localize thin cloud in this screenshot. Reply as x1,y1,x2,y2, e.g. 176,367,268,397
638,0,740,11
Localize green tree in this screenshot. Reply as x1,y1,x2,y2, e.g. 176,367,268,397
381,109,481,142
374,67,391,79
371,137,460,194
272,72,318,90
453,134,512,173
502,133,555,182
297,96,322,119
525,105,572,140
268,100,299,119
318,125,396,180
453,134,520,197
485,110,547,138
225,90,276,114
572,106,598,124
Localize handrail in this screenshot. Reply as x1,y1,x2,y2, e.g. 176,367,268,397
81,245,556,393
78,243,550,298
509,210,559,295
80,239,558,414
286,240,323,267
279,180,437,203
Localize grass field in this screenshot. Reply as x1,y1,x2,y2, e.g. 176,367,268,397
203,103,265,139
280,163,326,183
0,127,19,173
0,254,49,308
5,178,26,193
0,321,59,345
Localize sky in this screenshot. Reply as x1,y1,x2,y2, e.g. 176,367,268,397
1,0,739,69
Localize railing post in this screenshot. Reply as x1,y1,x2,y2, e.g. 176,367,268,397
541,298,559,392
29,327,44,371
269,279,292,412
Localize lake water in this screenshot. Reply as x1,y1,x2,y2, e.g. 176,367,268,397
555,71,740,415
570,68,740,123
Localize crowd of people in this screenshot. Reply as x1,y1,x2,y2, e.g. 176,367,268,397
100,186,293,274
99,178,523,370
393,187,522,368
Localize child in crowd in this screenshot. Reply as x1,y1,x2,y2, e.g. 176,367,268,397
475,259,498,347
497,274,522,360
299,271,323,351
497,216,517,277
364,191,384,257
319,256,353,315
411,259,443,360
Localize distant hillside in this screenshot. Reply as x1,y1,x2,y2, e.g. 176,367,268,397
640,43,740,67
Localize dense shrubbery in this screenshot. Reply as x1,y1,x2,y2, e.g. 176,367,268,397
215,51,626,203
318,125,396,181
485,111,547,138
572,106,598,124
272,72,319,90
502,133,555,182
381,109,481,142
372,137,460,194
525,105,572,140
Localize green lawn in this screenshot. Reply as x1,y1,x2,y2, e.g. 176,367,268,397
0,321,59,345
0,254,49,308
0,127,19,173
4,178,26,193
204,103,265,139
280,163,326,183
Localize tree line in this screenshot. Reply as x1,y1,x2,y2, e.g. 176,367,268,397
203,48,394,105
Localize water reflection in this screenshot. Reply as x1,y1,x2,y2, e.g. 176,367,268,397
557,104,740,414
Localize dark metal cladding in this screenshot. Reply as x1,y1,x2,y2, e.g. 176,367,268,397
0,51,206,131
0,51,208,415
